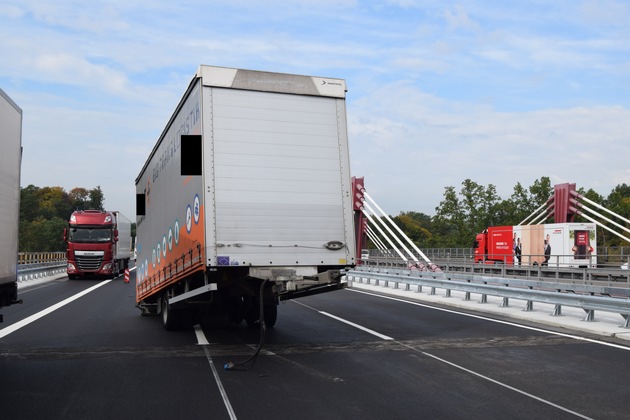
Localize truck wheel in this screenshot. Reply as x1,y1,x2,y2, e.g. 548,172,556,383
264,303,277,328
161,296,180,331
227,296,244,324
244,298,277,328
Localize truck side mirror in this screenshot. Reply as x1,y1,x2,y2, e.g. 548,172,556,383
114,229,119,240
63,228,67,242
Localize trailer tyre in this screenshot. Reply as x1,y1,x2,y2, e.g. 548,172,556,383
245,298,277,328
264,303,277,328
161,296,180,331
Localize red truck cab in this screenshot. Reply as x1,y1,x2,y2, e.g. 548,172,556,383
64,210,124,279
473,226,515,264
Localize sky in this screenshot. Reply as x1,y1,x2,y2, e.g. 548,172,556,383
1,0,629,220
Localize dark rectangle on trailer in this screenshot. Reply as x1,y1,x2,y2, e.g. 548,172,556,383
181,135,202,176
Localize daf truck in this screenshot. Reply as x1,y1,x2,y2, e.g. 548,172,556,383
135,65,356,329
64,210,132,279
0,89,23,321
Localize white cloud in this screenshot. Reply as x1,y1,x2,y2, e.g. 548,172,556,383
349,81,630,215
2,0,629,221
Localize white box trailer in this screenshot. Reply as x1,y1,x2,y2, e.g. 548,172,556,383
112,211,132,262
135,66,356,329
0,89,23,320
516,222,597,268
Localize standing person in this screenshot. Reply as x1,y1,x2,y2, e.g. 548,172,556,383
515,238,522,266
513,232,518,252
543,234,551,266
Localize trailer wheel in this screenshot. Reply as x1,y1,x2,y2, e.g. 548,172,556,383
227,296,244,324
263,303,277,328
244,298,277,328
161,296,180,331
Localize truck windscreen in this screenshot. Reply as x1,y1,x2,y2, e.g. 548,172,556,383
69,228,112,243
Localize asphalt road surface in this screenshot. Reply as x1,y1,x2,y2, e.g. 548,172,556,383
1,271,629,420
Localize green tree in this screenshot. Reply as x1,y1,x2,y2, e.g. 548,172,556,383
19,185,107,252
69,187,90,210
528,176,553,221
393,212,433,247
20,184,40,222
38,186,72,220
601,184,630,247
433,180,501,247
433,185,464,247
503,182,533,225
88,186,105,210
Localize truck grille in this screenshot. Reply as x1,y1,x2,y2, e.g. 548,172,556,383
76,255,103,271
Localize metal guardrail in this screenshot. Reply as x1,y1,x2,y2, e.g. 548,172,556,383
17,253,67,282
346,266,630,328
360,256,630,285
17,263,66,282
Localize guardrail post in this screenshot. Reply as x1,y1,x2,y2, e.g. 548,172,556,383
583,309,595,322
464,292,471,301
552,304,563,316
621,315,630,329
501,297,509,307
416,285,423,293
480,294,487,304
445,289,451,298
430,287,436,295
524,301,533,311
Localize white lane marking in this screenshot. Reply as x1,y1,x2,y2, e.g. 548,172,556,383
319,311,394,341
349,288,630,351
0,280,112,339
416,349,594,420
297,291,595,419
195,325,238,420
291,300,394,340
194,324,210,345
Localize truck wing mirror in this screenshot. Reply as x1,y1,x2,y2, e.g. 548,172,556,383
63,228,67,242
114,229,119,240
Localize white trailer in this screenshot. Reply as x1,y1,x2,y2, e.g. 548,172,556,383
112,211,132,263
135,66,356,329
0,89,23,320
515,222,597,268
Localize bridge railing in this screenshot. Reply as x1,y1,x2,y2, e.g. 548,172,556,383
18,252,66,265
347,265,630,328
416,247,630,267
